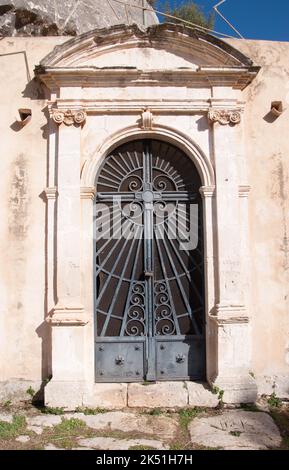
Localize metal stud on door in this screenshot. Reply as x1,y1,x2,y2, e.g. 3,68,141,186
95,140,205,382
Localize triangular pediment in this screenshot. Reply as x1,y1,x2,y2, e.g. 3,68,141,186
36,24,259,90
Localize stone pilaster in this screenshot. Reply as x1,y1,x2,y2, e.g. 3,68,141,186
207,108,257,403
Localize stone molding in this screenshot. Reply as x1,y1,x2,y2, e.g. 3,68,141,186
239,185,251,198
199,186,216,199
51,108,87,126
44,187,58,201
211,304,249,325
208,108,241,125
81,187,96,200
48,303,88,326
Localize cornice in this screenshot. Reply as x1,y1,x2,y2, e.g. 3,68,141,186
47,99,244,116
37,67,257,91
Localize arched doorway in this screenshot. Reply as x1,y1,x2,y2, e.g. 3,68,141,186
94,139,205,382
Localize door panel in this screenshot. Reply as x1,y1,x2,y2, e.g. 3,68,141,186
94,139,205,382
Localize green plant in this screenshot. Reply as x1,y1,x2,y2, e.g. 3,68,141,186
26,386,35,398
240,403,259,412
179,408,202,429
0,415,26,440
129,445,157,450
75,406,107,415
147,408,163,416
230,431,242,437
1,400,12,409
268,393,282,409
41,406,65,415
212,386,224,403
53,418,86,434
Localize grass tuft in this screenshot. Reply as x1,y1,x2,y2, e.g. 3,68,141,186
0,415,26,440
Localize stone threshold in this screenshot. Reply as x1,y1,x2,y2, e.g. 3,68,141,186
82,382,220,410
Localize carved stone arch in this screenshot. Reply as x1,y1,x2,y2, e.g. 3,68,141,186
81,124,215,189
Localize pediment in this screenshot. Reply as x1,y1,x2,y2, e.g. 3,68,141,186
36,23,260,90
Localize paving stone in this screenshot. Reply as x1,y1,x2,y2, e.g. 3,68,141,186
16,435,30,443
0,413,13,423
27,425,44,435
187,382,219,408
44,444,65,450
188,410,282,450
27,415,62,428
128,382,188,408
78,437,168,450
79,411,178,440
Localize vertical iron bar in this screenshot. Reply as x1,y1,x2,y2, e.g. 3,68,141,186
143,140,156,381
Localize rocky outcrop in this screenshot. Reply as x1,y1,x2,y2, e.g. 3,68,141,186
0,0,158,36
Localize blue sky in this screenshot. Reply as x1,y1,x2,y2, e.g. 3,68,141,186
155,0,289,41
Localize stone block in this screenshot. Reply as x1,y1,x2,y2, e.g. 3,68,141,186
128,382,188,408
187,382,219,408
84,383,128,410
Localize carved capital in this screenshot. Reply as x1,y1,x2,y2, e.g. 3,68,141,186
208,108,241,126
81,186,96,200
51,108,87,127
44,187,58,201
140,108,153,130
199,186,216,199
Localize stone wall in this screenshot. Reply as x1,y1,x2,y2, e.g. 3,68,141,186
228,39,289,398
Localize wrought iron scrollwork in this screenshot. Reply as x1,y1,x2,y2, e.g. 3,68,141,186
154,281,176,336
125,282,146,336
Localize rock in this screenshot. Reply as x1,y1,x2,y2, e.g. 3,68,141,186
27,425,44,435
44,444,65,450
15,435,30,443
27,415,62,428
84,383,128,409
188,410,282,450
78,437,168,450
0,0,158,37
78,411,178,440
128,382,188,408
0,413,13,423
187,382,219,408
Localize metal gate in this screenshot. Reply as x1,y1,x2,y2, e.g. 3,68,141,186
94,140,205,382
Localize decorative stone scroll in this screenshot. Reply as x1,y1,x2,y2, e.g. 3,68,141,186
140,108,153,130
51,109,87,126
208,108,241,125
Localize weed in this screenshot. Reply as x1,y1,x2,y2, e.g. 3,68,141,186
41,407,65,415
53,418,87,435
0,415,26,440
230,431,242,437
240,403,259,412
146,409,163,416
212,386,224,404
26,387,35,398
268,393,282,409
1,400,12,409
75,407,107,415
179,408,202,429
129,445,157,450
